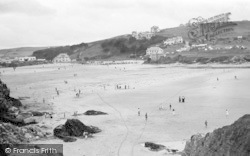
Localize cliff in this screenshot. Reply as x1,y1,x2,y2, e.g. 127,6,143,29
183,114,250,156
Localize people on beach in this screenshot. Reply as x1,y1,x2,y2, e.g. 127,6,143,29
76,93,79,98
83,131,88,139
43,98,45,103
169,104,172,110
182,96,185,103
217,77,219,81
205,120,208,128
145,113,148,121
74,111,78,116
159,105,163,110
138,108,140,116
172,109,175,116
235,76,237,80
226,109,229,118
179,96,185,103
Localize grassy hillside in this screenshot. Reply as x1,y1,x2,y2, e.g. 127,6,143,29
32,43,88,61
0,47,48,58
30,21,250,61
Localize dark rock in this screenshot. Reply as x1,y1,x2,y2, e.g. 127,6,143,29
65,119,87,136
144,142,165,151
54,124,70,138
0,81,22,124
23,117,38,124
63,136,77,142
84,110,108,115
85,125,102,133
0,114,37,126
31,111,45,116
182,114,250,156
53,119,101,142
7,96,22,107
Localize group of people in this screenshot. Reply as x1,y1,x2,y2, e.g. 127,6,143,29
76,89,81,98
179,96,186,103
116,84,130,90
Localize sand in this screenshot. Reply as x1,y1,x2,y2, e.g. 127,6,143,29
1,63,250,156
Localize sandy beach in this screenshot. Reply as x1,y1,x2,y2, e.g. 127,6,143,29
1,63,250,156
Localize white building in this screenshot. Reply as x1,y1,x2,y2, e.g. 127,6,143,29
191,44,207,48
146,47,164,61
132,26,159,40
53,53,71,63
164,36,184,46
37,59,46,61
17,56,36,62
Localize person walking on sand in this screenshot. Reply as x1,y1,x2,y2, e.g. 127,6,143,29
217,77,219,81
182,96,185,103
226,109,229,118
205,120,208,128
235,75,237,80
145,113,148,121
138,108,140,116
179,96,181,103
169,104,172,110
172,109,175,116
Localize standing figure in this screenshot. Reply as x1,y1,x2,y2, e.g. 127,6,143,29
169,104,172,110
179,96,181,103
205,120,208,128
226,109,229,118
172,109,175,116
235,76,237,80
145,113,148,121
217,78,219,81
182,96,185,103
138,108,140,116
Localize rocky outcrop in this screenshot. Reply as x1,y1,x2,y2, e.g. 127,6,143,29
0,80,44,126
54,119,101,142
144,142,166,151
84,110,108,115
182,114,250,156
0,122,50,144
0,79,23,124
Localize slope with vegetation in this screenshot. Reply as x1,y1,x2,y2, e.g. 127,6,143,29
27,20,250,62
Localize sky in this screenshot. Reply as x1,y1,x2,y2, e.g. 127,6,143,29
0,0,249,49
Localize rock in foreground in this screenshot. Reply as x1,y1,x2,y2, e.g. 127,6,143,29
54,119,101,142
183,114,250,156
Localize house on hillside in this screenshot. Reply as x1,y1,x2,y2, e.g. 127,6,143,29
53,53,71,63
164,36,183,46
138,32,154,40
16,56,36,62
146,47,164,61
132,26,158,40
